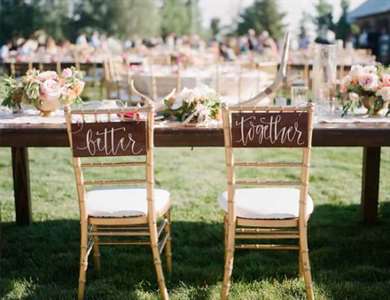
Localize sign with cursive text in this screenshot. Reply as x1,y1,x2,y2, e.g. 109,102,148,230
71,121,147,157
231,112,309,148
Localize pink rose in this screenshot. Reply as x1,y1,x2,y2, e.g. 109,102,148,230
40,79,61,102
62,68,73,78
381,73,390,87
37,71,58,82
340,75,351,93
376,86,390,101
358,73,379,91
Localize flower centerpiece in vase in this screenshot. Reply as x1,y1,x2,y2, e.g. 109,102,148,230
162,85,221,125
0,67,84,116
339,64,390,116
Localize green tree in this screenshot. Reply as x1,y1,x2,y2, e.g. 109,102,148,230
73,0,160,39
186,0,202,35
335,0,352,42
314,0,334,34
0,0,38,43
236,0,285,39
161,0,189,37
32,0,73,41
210,17,221,38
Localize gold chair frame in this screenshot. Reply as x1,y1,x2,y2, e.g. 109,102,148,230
65,102,172,300
220,104,315,300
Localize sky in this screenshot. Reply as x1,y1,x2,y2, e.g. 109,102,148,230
199,0,367,35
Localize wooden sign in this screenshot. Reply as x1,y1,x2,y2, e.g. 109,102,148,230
71,121,147,157
231,112,309,148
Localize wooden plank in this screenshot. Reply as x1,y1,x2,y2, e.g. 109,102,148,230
231,112,309,147
12,147,32,225
1,124,390,147
71,121,146,157
361,147,381,224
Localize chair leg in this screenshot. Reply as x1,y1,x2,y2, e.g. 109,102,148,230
298,251,304,278
164,210,173,274
78,222,89,300
300,230,314,300
149,222,169,300
221,218,235,300
92,225,101,273
224,214,228,261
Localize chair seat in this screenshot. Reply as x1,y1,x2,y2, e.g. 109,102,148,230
86,188,170,218
218,188,314,219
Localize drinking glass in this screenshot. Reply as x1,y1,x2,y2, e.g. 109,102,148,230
312,44,337,116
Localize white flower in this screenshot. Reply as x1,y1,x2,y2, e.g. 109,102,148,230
37,71,58,82
349,65,364,80
363,65,377,74
376,86,390,101
348,92,359,102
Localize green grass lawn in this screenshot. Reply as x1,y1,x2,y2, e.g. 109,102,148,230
1,147,390,299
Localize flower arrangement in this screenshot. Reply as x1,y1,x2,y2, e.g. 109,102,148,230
162,85,221,123
0,67,84,115
339,64,390,116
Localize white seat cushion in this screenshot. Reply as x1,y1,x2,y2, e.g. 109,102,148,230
86,188,170,217
218,188,313,219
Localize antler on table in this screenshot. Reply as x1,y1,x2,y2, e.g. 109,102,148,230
230,32,291,108
130,80,176,111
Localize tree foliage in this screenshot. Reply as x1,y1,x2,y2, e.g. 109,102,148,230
0,0,161,43
335,0,352,42
236,0,285,39
160,0,202,37
314,0,335,33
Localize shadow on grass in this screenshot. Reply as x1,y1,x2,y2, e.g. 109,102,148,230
1,202,390,299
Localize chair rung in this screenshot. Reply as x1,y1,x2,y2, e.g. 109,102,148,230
236,228,298,234
235,180,301,187
237,218,298,228
99,241,150,246
236,244,299,250
235,233,299,239
91,231,150,237
84,179,145,185
81,162,146,168
158,233,170,254
157,219,168,238
95,226,149,231
235,162,302,168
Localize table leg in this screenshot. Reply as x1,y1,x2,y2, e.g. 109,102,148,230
361,147,381,224
11,147,32,225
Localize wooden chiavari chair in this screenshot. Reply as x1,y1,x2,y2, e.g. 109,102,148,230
219,104,315,300
64,100,172,300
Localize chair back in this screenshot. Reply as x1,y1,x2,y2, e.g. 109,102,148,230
221,104,314,220
64,104,155,220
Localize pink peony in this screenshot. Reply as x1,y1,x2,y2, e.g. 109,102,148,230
40,79,61,102
37,71,58,82
62,68,73,78
376,86,390,101
381,73,390,87
358,73,379,91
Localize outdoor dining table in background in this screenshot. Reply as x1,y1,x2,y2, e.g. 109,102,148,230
0,117,389,226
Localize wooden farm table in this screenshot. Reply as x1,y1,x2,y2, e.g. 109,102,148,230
1,121,389,226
